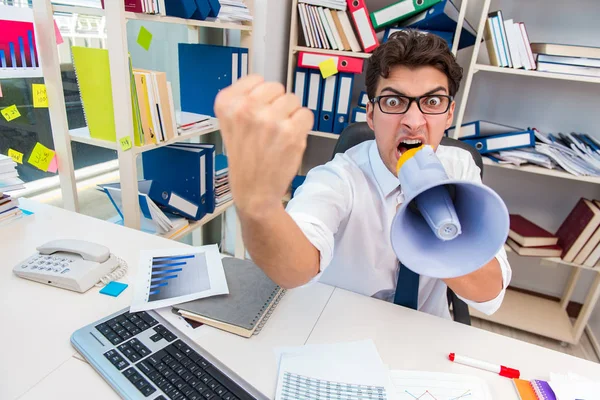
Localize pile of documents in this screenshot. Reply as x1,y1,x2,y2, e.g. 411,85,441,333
215,154,231,207
0,155,24,227
175,111,216,136
488,129,600,177
215,0,253,23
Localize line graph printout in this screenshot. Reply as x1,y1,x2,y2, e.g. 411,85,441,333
131,244,228,312
390,370,493,400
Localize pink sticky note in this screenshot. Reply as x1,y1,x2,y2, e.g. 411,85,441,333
54,20,64,45
47,154,58,173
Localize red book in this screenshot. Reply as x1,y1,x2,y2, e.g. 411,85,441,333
100,0,143,13
509,214,558,247
555,198,600,262
506,238,562,258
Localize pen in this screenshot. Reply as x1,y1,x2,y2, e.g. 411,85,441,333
448,353,520,379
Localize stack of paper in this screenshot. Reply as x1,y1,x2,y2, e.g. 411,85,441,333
0,154,24,227
275,340,393,400
214,0,253,23
176,111,216,136
215,154,231,207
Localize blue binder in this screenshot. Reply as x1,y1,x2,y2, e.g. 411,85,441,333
318,74,338,133
333,72,354,134
306,69,323,131
144,180,200,220
358,91,369,107
207,0,221,17
164,0,197,19
237,47,248,79
399,0,477,49
351,107,367,123
293,67,309,107
460,129,535,154
445,120,522,139
383,27,454,48
192,0,211,20
179,43,242,117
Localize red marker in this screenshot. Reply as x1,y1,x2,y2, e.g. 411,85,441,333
448,353,520,379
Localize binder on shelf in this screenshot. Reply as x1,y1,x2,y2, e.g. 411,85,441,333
370,0,441,30
306,69,323,131
318,74,338,133
179,43,246,117
446,120,522,139
489,12,511,68
333,72,353,134
207,0,221,17
351,106,367,123
358,90,368,107
297,51,364,74
238,47,248,78
191,0,211,20
398,0,477,50
460,129,535,154
346,0,379,53
293,67,309,107
383,27,454,48
164,0,197,19
145,180,201,220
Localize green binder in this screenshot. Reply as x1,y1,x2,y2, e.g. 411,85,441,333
370,0,442,30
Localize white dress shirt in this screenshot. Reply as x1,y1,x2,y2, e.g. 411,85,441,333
285,140,511,319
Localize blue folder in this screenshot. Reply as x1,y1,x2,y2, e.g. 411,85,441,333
179,43,244,117
207,0,221,17
192,0,211,20
306,69,323,131
398,0,477,49
318,74,338,133
445,120,522,139
333,72,354,134
164,0,197,19
358,91,369,107
351,107,367,123
460,129,535,154
294,67,309,107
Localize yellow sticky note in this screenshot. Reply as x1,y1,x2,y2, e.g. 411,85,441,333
137,26,153,51
319,58,338,79
32,84,49,108
28,142,56,172
8,149,24,164
120,136,132,151
1,105,21,122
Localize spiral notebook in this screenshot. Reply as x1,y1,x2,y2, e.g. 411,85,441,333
172,257,285,338
513,378,557,400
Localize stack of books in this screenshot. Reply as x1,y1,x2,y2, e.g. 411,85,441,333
215,154,231,207
0,154,25,227
176,111,216,136
506,214,562,257
483,10,536,69
216,0,253,23
532,43,600,79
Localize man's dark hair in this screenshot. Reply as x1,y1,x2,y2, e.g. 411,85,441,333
365,30,463,99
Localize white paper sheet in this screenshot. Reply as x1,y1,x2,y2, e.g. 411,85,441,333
130,244,228,312
275,340,394,400
389,370,492,400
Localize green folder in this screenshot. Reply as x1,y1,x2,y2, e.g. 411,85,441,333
72,46,116,142
370,0,442,30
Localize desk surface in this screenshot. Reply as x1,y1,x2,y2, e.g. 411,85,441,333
3,199,600,400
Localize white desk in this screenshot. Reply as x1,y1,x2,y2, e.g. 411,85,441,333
3,199,600,400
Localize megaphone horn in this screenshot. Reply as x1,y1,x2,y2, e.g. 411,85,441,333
390,145,509,279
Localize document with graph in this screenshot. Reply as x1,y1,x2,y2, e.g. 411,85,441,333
130,244,228,312
389,370,493,400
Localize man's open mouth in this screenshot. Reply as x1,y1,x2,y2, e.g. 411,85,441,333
397,138,423,155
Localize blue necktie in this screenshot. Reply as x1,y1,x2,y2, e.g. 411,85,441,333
393,262,419,310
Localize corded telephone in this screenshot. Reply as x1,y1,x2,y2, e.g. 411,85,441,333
12,239,127,293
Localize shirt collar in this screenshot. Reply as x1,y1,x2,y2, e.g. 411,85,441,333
369,141,399,198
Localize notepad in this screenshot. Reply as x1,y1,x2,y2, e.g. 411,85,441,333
172,257,285,338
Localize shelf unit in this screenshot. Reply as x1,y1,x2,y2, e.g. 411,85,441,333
451,0,600,346
33,0,253,258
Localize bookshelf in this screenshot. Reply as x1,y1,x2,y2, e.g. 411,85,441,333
450,0,600,347
34,0,253,258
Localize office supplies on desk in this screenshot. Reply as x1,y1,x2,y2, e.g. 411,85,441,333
275,340,392,400
131,244,228,312
13,239,127,293
100,281,129,297
71,307,267,400
448,353,520,378
390,370,493,400
173,257,285,338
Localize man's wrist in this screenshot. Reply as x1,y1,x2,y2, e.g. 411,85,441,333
236,197,285,222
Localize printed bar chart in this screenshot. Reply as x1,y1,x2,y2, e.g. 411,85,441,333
147,253,210,302
0,6,43,78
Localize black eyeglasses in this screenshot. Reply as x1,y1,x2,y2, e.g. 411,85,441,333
370,94,453,115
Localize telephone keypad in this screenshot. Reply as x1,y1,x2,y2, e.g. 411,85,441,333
19,254,73,274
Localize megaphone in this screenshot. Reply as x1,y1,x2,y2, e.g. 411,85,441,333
390,145,509,279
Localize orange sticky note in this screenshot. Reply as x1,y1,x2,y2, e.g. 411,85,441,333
47,155,58,173
28,142,56,172
32,84,48,108
8,148,23,164
54,20,64,45
1,105,21,122
319,58,338,79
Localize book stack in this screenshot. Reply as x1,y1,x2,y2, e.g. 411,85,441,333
215,154,231,207
532,43,600,79
506,214,562,258
176,111,216,136
483,10,536,69
0,154,25,227
216,0,253,23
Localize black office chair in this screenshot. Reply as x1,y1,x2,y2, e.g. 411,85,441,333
331,122,482,326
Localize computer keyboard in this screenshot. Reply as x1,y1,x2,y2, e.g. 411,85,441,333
72,308,267,400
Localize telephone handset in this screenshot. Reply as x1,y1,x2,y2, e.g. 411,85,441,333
13,239,127,293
